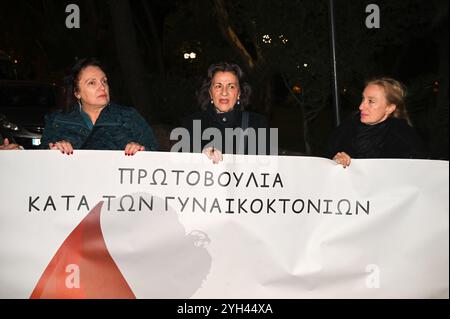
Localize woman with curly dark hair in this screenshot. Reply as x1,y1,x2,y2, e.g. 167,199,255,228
181,62,272,163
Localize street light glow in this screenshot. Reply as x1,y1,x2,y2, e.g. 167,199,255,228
184,52,197,60
262,34,272,44
279,34,288,44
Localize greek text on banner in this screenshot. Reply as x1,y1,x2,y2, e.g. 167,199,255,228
0,151,448,298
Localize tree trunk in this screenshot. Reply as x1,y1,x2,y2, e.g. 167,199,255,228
83,0,100,54
142,0,165,75
108,0,154,121
212,0,257,70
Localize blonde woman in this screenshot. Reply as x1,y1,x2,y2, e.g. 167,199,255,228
326,77,427,167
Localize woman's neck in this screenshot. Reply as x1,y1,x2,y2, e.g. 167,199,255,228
213,105,234,114
81,104,106,124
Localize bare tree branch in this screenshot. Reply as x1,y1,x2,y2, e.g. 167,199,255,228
212,0,256,69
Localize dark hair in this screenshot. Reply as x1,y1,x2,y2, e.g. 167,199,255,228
197,62,251,111
62,57,107,110
365,77,412,126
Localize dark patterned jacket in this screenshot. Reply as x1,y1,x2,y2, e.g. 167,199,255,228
40,102,159,151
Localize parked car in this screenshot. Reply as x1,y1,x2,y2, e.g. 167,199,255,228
0,112,42,147
0,80,59,149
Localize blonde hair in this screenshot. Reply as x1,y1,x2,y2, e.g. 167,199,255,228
365,77,412,126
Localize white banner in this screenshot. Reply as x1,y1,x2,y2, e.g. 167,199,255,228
0,151,448,298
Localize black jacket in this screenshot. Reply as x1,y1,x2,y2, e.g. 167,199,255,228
181,105,271,155
325,113,427,159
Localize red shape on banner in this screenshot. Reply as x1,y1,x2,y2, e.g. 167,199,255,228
30,201,135,299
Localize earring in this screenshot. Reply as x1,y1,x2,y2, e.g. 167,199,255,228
237,99,240,105
210,99,214,104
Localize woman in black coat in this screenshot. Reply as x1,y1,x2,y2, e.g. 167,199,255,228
181,62,272,163
326,77,427,167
